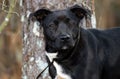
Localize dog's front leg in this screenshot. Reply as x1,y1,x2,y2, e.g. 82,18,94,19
84,69,100,79
84,61,100,79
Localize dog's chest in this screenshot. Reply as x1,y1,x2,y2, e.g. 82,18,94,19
46,53,72,79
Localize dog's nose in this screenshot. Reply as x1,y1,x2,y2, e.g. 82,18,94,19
60,35,70,41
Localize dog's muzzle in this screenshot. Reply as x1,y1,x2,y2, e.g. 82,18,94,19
55,34,75,50
59,34,70,42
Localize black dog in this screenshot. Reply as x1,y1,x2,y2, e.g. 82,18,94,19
30,5,120,79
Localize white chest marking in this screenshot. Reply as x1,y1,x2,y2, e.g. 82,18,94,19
46,52,72,79
45,52,57,62
54,62,72,79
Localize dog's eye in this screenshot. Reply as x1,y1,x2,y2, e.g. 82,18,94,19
49,23,56,29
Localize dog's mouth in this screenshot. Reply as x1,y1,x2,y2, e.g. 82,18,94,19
61,45,68,50
55,39,75,51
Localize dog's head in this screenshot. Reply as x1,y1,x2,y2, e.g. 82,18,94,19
30,5,90,52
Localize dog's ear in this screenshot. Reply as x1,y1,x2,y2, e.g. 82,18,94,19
29,9,52,22
70,5,91,19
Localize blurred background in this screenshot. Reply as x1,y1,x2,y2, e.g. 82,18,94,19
95,0,120,29
0,0,21,79
0,0,120,79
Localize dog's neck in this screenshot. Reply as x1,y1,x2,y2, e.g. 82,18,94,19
46,37,81,64
56,48,75,62
46,47,75,62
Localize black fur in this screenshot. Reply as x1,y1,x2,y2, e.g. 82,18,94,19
30,5,120,79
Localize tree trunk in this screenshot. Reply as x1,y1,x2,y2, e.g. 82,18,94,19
21,0,95,79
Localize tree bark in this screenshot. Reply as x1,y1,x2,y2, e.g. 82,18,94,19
22,0,95,79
